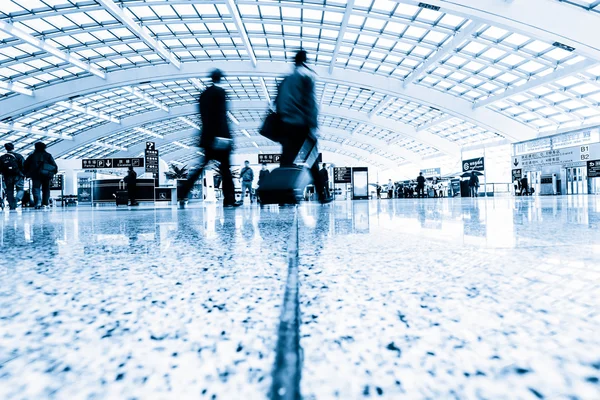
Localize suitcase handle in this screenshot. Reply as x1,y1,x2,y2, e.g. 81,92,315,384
119,180,125,190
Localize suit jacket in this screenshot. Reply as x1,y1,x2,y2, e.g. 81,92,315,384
199,84,231,149
24,149,57,180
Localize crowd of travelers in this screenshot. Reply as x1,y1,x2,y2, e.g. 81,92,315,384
1,142,58,211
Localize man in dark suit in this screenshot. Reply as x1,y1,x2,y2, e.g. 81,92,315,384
181,69,240,207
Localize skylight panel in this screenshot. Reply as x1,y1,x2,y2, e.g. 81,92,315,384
544,47,572,61
357,35,377,45
481,48,506,61
405,26,427,39
372,0,396,12
482,26,508,40
463,61,485,72
394,3,419,18
384,22,406,34
518,60,545,74
281,7,300,19
523,40,551,54
438,14,465,29
562,100,585,110
501,54,525,67
546,93,569,102
303,9,323,21
364,18,386,30
424,31,448,45
556,76,582,87
348,15,366,26
445,55,467,67
87,10,115,24
411,46,431,57
571,83,598,95
21,19,55,34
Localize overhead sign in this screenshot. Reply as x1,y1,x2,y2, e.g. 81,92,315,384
145,141,159,173
462,157,485,172
420,167,441,177
588,160,600,178
258,154,281,164
82,158,144,169
334,167,352,184
515,143,600,171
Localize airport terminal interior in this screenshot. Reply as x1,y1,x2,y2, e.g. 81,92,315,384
1,0,600,399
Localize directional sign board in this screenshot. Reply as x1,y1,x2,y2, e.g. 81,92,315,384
420,167,441,177
334,167,352,183
512,169,522,182
588,160,600,178
258,154,281,164
82,158,144,169
50,174,63,191
145,141,159,173
462,157,485,172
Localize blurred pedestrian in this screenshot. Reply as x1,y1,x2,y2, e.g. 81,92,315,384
24,142,57,209
0,143,25,210
469,171,480,197
319,163,330,199
276,50,330,204
181,69,240,207
387,179,394,199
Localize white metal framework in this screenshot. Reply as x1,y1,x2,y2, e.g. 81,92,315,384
0,0,599,169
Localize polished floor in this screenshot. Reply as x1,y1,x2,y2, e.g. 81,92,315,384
1,197,599,400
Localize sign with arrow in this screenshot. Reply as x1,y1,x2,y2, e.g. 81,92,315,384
145,141,159,173
82,158,144,169
513,158,519,167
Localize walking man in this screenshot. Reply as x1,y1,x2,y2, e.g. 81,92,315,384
240,160,254,203
469,171,480,197
181,69,240,208
0,143,25,210
276,50,330,204
24,142,57,209
387,179,394,199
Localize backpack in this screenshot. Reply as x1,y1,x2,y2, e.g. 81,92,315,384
0,153,20,176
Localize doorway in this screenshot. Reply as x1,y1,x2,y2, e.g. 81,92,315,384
566,167,588,195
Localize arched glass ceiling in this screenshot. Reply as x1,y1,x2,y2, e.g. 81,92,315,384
0,0,599,168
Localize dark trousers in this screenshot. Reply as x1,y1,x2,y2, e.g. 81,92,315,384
388,190,393,199
185,148,235,205
32,178,51,207
127,184,137,204
3,175,25,209
280,123,325,201
416,185,425,198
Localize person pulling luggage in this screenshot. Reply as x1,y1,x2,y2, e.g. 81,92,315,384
180,69,241,208
275,50,331,204
124,166,139,206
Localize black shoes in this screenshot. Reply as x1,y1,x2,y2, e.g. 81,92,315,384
224,201,242,208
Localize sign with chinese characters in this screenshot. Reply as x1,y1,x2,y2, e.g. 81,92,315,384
420,167,441,177
82,158,144,169
258,154,281,164
462,157,485,172
512,169,522,182
514,143,600,171
145,142,159,173
588,160,600,178
334,167,352,183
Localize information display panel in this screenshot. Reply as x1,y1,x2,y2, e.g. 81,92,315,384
352,167,368,200
334,167,352,183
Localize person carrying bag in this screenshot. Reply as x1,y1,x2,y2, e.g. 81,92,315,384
24,142,58,209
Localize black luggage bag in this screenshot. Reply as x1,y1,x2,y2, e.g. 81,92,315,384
115,181,128,206
257,166,310,205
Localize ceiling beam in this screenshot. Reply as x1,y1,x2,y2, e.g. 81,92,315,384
225,0,257,68
368,96,393,119
473,59,598,109
403,21,483,88
394,0,600,61
0,81,33,97
58,101,120,123
0,122,73,140
96,0,181,68
416,115,454,132
329,0,355,74
0,20,105,79
123,86,169,112
0,61,537,144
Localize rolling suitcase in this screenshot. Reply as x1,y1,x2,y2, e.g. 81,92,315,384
115,181,128,206
256,166,310,205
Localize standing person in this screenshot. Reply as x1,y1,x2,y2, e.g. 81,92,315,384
376,185,382,199
258,163,270,186
319,163,330,199
387,179,394,199
521,176,529,196
276,50,330,204
416,172,426,198
513,176,520,196
0,143,25,210
181,69,240,208
469,171,480,197
124,166,139,206
24,142,57,209
240,160,254,204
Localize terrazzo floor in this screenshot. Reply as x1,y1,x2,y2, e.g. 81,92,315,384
1,196,599,400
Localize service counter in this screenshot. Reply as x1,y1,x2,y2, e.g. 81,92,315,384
92,179,155,203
